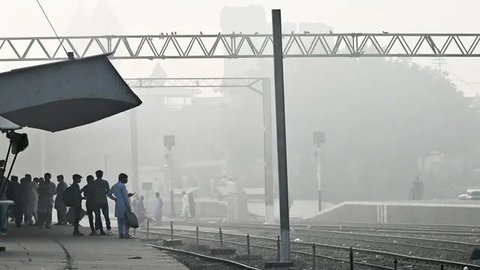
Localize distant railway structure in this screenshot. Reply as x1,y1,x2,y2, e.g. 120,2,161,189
1,33,480,61
3,30,480,262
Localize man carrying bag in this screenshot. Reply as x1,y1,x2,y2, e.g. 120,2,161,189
108,173,136,239
125,211,139,229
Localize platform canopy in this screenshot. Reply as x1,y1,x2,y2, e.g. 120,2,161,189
0,54,142,132
0,116,20,131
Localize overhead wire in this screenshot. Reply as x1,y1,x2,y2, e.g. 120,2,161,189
34,0,68,56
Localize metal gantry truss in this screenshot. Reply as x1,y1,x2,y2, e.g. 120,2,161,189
125,77,264,93
2,33,480,61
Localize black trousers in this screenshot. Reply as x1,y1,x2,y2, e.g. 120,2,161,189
97,202,111,230
45,206,52,225
13,203,23,226
73,207,81,233
86,205,103,232
56,206,67,225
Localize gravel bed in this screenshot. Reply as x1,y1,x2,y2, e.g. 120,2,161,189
163,249,247,270
141,226,479,270
234,227,475,262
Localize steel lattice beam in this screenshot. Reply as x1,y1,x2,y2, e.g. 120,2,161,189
125,78,265,96
1,33,480,61
125,77,264,89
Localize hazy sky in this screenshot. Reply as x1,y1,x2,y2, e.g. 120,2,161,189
2,0,480,95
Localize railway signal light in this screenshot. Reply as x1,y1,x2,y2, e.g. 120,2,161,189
313,130,326,146
164,135,175,150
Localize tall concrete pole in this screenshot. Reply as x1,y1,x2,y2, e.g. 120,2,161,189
316,146,322,211
262,79,275,224
168,150,174,217
272,9,291,262
130,109,139,193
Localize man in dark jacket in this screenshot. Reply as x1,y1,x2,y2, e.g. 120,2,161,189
71,174,84,236
82,175,105,236
54,175,68,225
94,170,111,232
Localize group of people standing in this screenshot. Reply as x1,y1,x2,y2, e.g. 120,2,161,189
2,169,138,239
131,191,164,226
5,173,65,229
3,170,112,236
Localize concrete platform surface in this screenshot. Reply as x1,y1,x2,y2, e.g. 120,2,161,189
0,224,188,270
304,200,480,225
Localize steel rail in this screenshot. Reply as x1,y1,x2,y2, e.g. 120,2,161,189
168,222,479,248
295,230,468,254
299,228,478,248
145,227,479,269
146,243,261,270
231,224,477,250
141,230,393,270
177,222,468,254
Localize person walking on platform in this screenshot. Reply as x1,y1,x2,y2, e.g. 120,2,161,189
54,175,68,225
94,170,111,233
19,177,27,224
37,173,56,229
188,192,195,218
82,175,105,236
108,173,133,239
6,176,22,228
181,191,190,219
409,176,424,200
136,195,146,226
70,174,84,236
154,192,163,225
24,174,38,226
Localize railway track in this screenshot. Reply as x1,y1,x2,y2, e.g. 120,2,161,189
139,225,480,270
147,243,262,270
183,222,480,239
163,222,476,260
241,224,478,250
142,229,392,270
229,222,479,242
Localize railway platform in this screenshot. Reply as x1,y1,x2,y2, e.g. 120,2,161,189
304,200,480,225
0,223,188,270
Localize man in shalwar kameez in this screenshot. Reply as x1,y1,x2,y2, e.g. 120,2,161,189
108,173,133,239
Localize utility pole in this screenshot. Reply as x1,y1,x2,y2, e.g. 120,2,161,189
130,110,139,193
164,135,175,217
316,147,323,211
166,150,174,217
272,9,291,263
313,131,326,211
262,79,275,224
